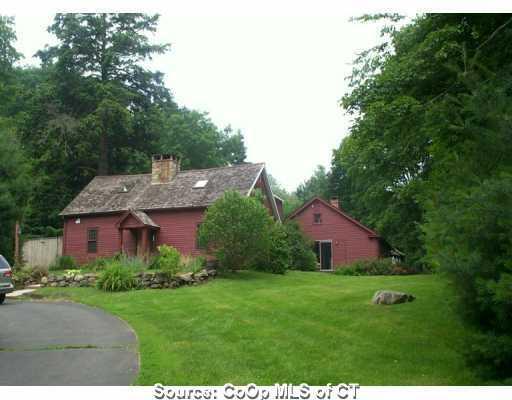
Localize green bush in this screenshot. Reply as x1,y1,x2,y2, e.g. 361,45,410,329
283,222,317,271
150,245,181,277
253,223,290,274
334,258,418,276
180,255,206,274
465,332,512,380
49,255,77,271
12,268,32,288
198,191,274,271
96,262,138,292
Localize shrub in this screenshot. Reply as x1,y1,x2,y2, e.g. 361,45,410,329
253,223,290,274
49,255,77,271
96,262,137,292
84,254,145,272
198,191,274,271
180,255,206,274
283,222,317,271
12,268,31,288
150,245,181,277
334,258,417,276
465,332,512,380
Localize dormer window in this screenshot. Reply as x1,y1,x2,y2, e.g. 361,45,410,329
193,180,208,189
314,213,322,224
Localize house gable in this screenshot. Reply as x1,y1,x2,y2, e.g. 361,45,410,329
288,197,381,267
287,197,378,237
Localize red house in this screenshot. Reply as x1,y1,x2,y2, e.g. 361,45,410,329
287,197,382,271
60,155,281,264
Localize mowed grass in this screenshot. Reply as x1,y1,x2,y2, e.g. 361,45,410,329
36,271,478,385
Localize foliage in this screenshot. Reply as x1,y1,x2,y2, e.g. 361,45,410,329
0,16,21,75
199,191,274,271
296,165,330,203
39,272,478,385
282,221,317,271
150,245,181,277
335,14,512,379
253,223,290,274
334,258,418,276
0,127,31,263
465,332,512,380
0,14,246,236
96,262,137,292
179,255,206,274
267,174,302,217
12,268,31,288
49,255,77,271
160,109,246,169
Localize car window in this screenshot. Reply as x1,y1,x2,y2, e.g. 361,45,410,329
0,255,10,269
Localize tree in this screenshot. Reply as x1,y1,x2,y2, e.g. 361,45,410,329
0,125,31,263
336,13,512,379
267,174,302,217
0,16,21,76
199,191,274,271
296,165,330,203
158,108,246,169
37,13,172,175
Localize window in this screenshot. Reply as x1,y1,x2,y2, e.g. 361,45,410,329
193,180,208,189
313,213,322,224
87,228,98,253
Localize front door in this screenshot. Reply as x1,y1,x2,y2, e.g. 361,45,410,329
320,241,332,270
314,241,333,271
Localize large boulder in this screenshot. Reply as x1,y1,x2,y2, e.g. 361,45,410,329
372,290,415,305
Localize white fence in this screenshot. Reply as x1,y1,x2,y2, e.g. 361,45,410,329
22,236,63,269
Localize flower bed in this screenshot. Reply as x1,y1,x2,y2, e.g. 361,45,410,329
40,268,217,289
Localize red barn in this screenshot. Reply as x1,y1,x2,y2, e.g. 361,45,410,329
60,155,281,264
287,197,382,271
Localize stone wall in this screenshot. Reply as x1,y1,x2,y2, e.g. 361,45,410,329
39,268,217,289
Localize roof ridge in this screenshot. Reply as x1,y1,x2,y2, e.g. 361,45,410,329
177,162,264,174
95,173,151,178
93,163,264,179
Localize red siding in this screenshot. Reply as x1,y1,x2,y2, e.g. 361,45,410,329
147,209,205,257
63,214,124,264
290,199,380,268
63,208,206,264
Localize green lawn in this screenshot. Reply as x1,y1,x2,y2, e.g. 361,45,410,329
36,271,478,385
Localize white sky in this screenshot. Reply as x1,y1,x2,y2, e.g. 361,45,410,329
12,11,387,192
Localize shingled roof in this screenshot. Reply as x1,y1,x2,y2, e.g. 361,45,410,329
60,163,268,216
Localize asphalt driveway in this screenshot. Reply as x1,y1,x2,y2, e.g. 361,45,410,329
0,300,139,385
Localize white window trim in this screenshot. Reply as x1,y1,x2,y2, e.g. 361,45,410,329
316,240,333,271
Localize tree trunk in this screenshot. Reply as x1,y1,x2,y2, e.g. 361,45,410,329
98,132,108,175
14,220,20,268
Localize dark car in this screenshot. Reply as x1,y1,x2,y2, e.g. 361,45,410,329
0,255,14,304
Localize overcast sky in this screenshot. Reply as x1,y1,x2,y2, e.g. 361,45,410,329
12,13,388,191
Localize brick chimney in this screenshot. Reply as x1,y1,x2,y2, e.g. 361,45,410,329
151,154,180,184
330,197,340,209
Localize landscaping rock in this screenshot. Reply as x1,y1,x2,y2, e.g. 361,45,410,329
40,276,48,285
176,272,194,283
372,290,415,305
73,274,84,282
194,269,209,280
206,269,217,277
